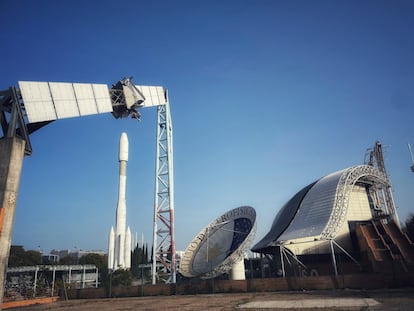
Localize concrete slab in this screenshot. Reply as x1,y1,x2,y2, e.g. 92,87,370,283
238,298,380,309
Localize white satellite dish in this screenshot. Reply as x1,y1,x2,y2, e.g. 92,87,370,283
180,206,256,279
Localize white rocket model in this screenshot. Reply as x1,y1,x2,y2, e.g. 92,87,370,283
108,132,132,271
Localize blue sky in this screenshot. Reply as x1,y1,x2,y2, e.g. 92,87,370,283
1,0,413,253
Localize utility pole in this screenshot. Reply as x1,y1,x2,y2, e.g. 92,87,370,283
408,143,414,173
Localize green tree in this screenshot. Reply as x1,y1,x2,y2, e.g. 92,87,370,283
8,246,41,267
131,244,147,278
8,246,26,267
25,250,42,265
59,255,78,265
144,243,149,263
78,253,109,288
110,269,132,286
79,253,107,270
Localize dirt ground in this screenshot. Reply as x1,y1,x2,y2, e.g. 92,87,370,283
9,288,414,311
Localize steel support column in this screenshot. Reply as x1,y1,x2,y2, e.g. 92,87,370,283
51,267,56,296
151,99,176,284
280,246,285,278
330,240,338,277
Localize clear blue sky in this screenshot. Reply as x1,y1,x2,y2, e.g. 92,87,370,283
1,0,413,254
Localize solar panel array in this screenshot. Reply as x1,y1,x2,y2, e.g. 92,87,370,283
19,81,167,123
19,81,113,123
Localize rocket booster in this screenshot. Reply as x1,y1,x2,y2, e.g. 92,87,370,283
116,132,128,239
119,132,129,162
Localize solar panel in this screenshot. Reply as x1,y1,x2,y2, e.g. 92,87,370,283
19,81,113,123
72,83,98,116
18,82,56,122
49,82,79,119
135,85,166,107
92,84,113,113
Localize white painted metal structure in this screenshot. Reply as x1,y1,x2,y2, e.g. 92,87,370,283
275,165,389,246
151,97,176,284
275,166,384,244
18,81,113,122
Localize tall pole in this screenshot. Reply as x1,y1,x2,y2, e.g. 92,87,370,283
51,267,56,296
408,143,414,173
151,111,160,284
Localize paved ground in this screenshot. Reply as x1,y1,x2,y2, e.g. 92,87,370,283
10,288,414,310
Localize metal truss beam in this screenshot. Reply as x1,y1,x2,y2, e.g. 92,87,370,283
322,165,389,240
0,87,34,155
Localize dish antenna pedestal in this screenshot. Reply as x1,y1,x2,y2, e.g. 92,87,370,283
230,259,247,280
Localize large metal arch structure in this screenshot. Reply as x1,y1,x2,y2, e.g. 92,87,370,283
0,77,175,307
253,164,391,253
321,164,390,240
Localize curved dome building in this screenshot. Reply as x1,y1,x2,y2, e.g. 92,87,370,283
252,165,392,256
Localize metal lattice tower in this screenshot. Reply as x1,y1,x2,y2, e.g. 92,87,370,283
366,141,400,226
151,97,176,284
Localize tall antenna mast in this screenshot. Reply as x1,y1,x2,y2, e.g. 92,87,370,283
408,143,414,173
366,141,400,226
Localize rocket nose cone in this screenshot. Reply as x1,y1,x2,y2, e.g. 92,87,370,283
119,132,129,161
